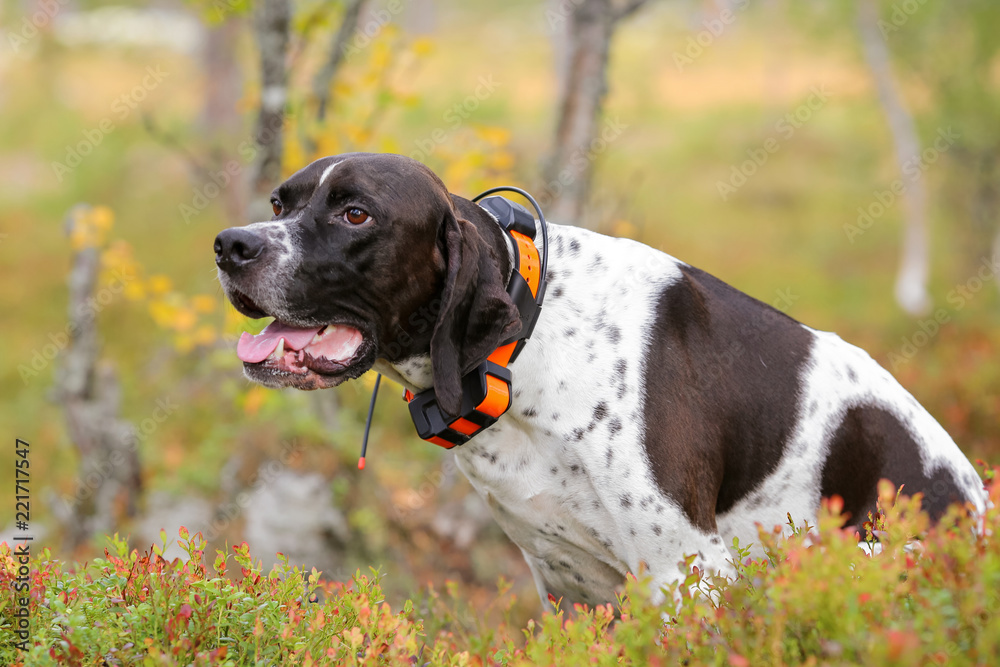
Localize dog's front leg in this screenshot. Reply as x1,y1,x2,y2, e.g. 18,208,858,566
629,517,737,610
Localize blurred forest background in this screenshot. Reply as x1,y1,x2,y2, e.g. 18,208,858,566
2,0,998,626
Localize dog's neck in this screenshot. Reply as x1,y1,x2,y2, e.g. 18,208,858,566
373,195,517,392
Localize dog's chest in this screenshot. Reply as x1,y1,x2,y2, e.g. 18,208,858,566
447,226,688,604
454,424,632,604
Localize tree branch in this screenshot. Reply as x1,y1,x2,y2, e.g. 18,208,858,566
612,0,650,23
313,0,367,124
251,0,291,201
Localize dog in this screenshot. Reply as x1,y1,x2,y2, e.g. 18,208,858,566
214,152,986,608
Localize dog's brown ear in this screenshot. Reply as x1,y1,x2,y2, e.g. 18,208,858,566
431,208,520,418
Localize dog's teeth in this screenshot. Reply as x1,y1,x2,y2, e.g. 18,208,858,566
311,325,337,345
274,338,285,358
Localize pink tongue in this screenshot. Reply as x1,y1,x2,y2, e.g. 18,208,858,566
237,321,323,363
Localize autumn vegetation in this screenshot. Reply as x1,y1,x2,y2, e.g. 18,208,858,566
3,0,999,663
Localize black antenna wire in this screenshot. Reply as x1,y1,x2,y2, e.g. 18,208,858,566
471,186,550,305
358,373,381,469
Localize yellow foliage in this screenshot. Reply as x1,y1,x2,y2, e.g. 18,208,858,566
371,42,393,71
192,325,217,346
411,37,434,56
377,136,401,154
283,126,306,177
69,205,114,250
148,300,177,328
489,150,515,172
173,307,197,333
343,123,370,146
314,133,341,161
612,219,639,239
243,386,267,416
474,126,511,147
147,274,173,296
174,333,194,354
100,239,132,267
292,23,444,173
123,281,146,301
90,205,113,231
191,294,217,314
333,81,353,97
399,93,421,108
76,209,232,354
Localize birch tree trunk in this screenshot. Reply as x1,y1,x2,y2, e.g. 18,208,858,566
250,0,291,220
203,18,247,227
857,0,931,315
542,0,648,228
53,206,142,553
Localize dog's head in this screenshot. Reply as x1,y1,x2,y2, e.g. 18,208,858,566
215,153,521,415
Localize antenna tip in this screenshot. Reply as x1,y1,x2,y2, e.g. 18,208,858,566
357,457,366,470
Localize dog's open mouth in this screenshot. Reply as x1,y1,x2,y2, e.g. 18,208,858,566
236,319,371,390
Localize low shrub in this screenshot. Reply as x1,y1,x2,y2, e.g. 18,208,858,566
2,470,998,666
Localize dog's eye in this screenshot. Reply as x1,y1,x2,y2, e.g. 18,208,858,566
271,199,282,216
345,208,370,225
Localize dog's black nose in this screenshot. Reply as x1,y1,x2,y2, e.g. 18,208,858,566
214,228,266,272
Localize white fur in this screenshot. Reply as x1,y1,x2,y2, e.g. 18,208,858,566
318,160,343,187
387,220,985,609
716,329,985,550
390,222,734,607
217,217,302,325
